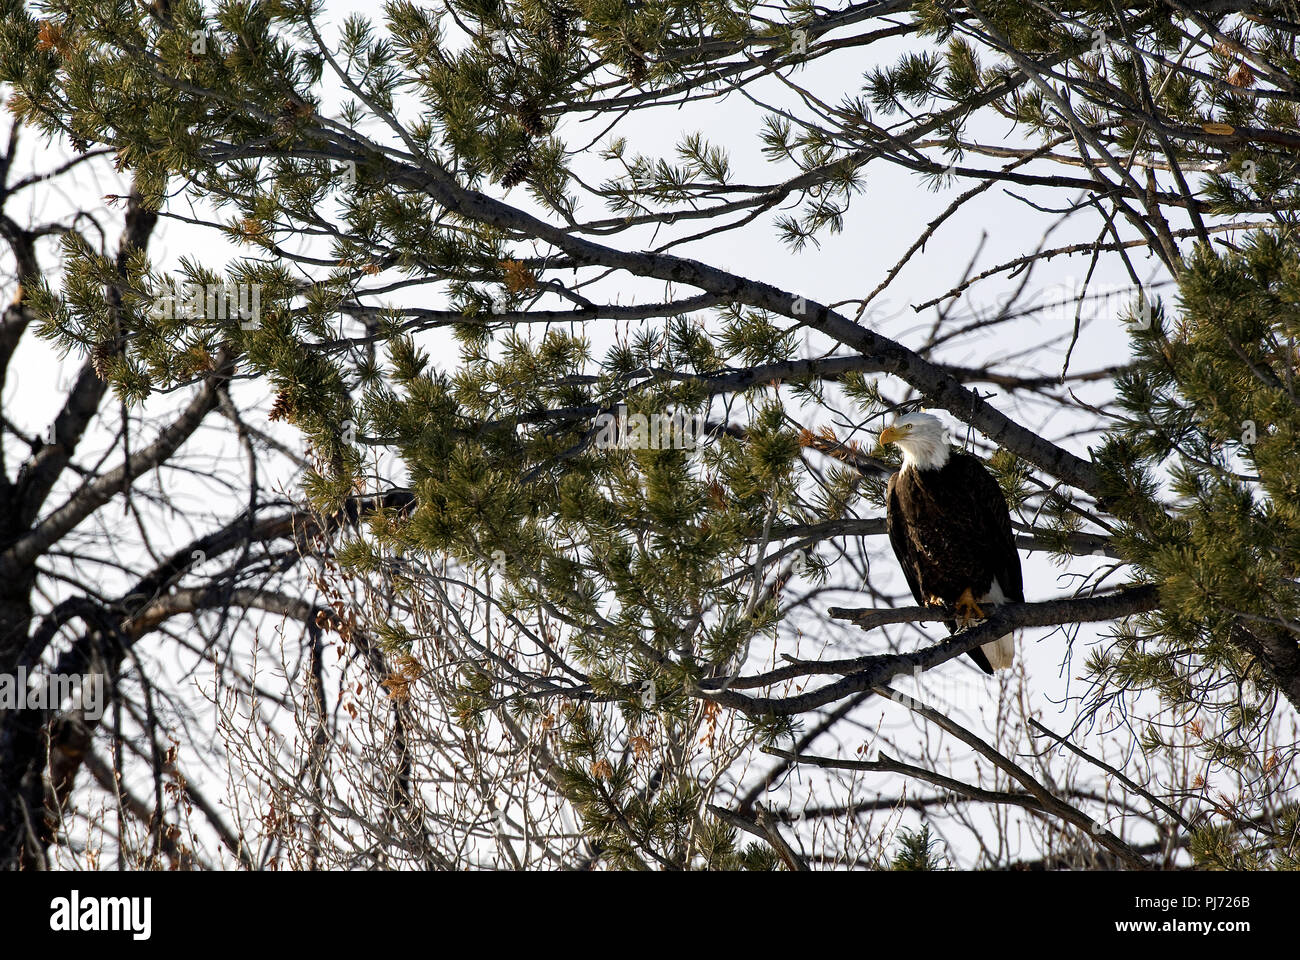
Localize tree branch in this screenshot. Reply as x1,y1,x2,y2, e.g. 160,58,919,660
696,585,1160,705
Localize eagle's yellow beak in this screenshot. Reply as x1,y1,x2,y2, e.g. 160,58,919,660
879,425,901,446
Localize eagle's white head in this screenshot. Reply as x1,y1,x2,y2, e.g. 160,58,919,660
878,411,951,471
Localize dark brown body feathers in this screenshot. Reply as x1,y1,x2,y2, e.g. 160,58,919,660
885,450,1023,673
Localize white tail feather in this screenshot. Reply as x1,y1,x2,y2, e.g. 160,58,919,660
979,581,1016,671
981,632,1016,671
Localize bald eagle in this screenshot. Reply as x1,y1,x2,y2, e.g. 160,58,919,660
878,412,1023,674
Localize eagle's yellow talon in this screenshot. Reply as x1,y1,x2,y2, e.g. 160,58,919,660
954,587,985,627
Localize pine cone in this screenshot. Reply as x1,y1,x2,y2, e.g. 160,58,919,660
1228,63,1256,88
502,151,533,189
625,42,648,84
516,99,545,137
268,389,297,423
90,341,114,380
547,9,572,49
